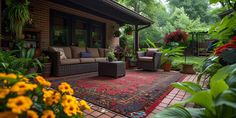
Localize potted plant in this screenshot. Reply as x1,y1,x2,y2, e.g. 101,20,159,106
6,0,30,40
113,30,121,37
162,56,172,72
107,49,116,62
38,55,51,77
160,47,185,72
124,25,133,35
181,62,196,74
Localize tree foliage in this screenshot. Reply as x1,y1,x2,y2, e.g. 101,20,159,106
117,0,211,45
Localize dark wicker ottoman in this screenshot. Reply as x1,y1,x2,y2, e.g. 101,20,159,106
98,61,126,78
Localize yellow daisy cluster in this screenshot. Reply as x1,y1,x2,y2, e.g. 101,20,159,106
7,96,33,114
36,76,51,87
41,110,55,118
79,100,91,111
0,73,17,79
27,110,39,118
58,82,74,95
0,88,10,99
11,81,37,95
42,89,61,106
61,95,82,116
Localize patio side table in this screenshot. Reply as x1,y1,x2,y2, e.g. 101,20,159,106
98,61,126,78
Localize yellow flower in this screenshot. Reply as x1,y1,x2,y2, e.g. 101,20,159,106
63,104,78,116
61,95,78,107
41,110,55,118
0,73,17,79
27,110,38,118
79,100,91,111
0,88,10,99
19,75,29,82
35,76,51,87
11,82,37,95
7,96,33,114
43,89,61,106
58,82,74,95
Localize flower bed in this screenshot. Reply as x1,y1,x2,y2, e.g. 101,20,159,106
0,73,90,118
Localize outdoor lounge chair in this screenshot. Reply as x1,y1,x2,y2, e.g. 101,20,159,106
137,49,162,71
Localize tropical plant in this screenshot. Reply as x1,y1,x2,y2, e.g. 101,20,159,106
0,73,91,118
6,0,31,39
155,64,236,118
208,0,236,41
160,47,185,65
164,29,188,44
0,48,42,75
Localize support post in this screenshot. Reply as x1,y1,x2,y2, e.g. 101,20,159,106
134,25,139,51
0,0,2,47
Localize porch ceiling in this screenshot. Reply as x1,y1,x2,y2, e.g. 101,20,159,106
52,0,153,25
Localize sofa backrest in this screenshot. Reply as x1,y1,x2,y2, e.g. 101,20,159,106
48,46,72,59
71,46,86,58
86,48,100,58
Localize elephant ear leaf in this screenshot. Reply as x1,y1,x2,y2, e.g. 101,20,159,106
154,106,192,118
172,82,202,95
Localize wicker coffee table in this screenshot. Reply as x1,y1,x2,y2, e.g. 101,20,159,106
98,61,126,78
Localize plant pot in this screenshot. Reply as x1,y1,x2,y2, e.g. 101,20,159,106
41,63,52,77
163,62,172,72
181,64,196,74
127,31,133,35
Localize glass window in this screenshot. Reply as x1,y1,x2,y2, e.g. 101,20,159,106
73,20,88,47
90,24,104,48
51,16,69,46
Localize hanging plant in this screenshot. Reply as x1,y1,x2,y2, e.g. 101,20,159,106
6,0,30,40
113,30,121,37
124,25,133,35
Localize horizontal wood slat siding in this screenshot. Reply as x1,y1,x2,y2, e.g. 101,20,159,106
30,0,118,49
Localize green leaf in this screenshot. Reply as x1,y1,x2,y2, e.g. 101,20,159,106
154,106,192,118
186,108,205,118
215,89,236,109
172,82,202,95
210,79,229,98
182,90,215,115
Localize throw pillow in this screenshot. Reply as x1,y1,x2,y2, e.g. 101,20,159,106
52,47,67,60
80,52,92,58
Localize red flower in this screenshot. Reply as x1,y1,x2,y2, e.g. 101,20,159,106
215,43,236,56
230,36,236,44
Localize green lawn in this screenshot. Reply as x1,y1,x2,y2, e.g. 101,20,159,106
172,56,207,72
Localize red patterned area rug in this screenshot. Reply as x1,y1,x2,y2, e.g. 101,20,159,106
51,70,186,117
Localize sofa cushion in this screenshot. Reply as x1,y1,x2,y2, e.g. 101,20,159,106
146,48,158,57
87,48,100,58
80,58,96,63
80,52,92,58
60,59,81,65
71,46,86,58
139,57,153,62
50,47,67,60
98,48,105,57
62,47,72,59
95,58,107,62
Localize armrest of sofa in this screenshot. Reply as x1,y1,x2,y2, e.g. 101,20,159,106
137,51,145,59
153,52,162,68
45,50,61,65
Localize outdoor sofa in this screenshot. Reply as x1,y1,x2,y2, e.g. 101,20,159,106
46,46,108,76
